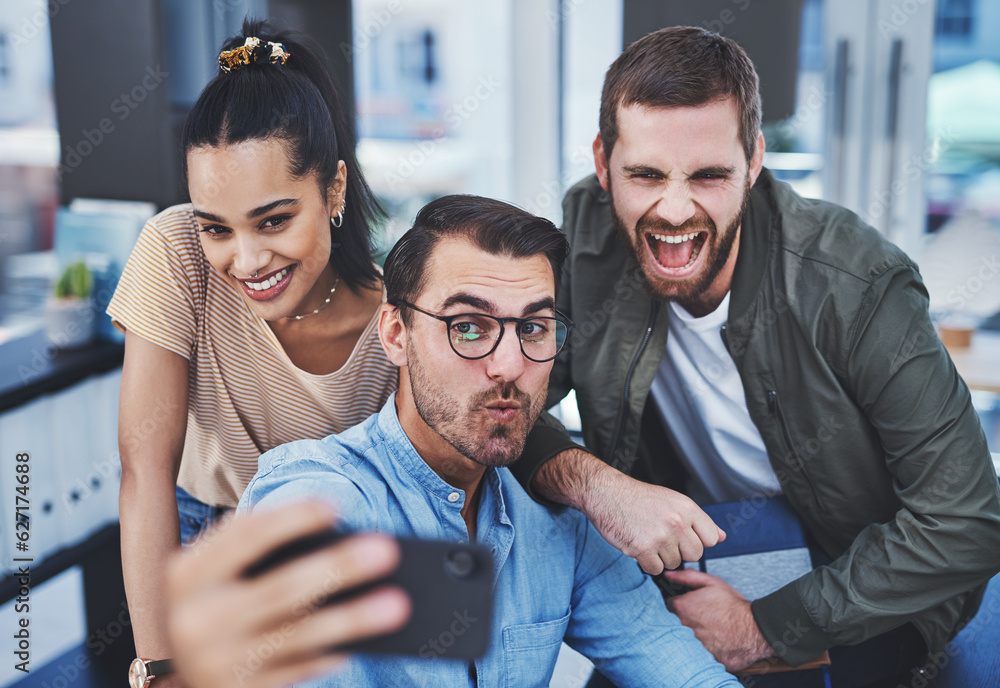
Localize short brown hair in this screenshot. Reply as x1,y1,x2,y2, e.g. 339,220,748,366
599,26,762,165
384,195,568,325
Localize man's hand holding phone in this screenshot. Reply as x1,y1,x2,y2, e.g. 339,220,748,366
166,501,410,688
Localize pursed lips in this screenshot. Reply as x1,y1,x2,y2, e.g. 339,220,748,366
484,400,522,423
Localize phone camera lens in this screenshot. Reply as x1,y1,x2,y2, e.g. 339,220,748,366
445,550,477,579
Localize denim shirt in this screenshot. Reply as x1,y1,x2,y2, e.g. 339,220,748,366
238,395,737,688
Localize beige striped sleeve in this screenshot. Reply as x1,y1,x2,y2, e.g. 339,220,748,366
107,207,205,360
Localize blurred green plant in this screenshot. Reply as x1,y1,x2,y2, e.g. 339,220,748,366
54,261,93,299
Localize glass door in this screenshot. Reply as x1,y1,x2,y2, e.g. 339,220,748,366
824,0,1000,455
822,0,935,255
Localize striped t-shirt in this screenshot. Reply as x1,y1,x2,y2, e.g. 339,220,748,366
107,204,399,507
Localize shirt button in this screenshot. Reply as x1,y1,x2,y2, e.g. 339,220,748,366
447,492,461,503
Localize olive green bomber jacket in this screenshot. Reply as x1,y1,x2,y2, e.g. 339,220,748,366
513,170,1000,666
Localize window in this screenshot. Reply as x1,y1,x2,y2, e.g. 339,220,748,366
936,0,975,40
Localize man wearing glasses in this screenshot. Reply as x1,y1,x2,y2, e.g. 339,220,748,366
167,195,739,688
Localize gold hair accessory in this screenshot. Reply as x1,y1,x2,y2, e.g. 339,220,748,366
219,36,290,73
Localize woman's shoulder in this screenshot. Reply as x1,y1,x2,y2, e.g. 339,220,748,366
119,203,212,305
130,203,210,276
142,203,201,248
109,205,210,357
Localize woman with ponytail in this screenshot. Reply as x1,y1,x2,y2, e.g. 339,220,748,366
109,19,399,683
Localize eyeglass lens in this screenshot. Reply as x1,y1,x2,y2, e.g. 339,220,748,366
448,315,568,361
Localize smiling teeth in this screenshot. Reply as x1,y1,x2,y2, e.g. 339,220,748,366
247,268,289,290
652,232,699,244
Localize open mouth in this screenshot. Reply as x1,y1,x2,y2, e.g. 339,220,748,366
646,231,708,272
238,265,295,302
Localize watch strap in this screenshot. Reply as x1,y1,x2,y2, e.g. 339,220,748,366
148,659,174,677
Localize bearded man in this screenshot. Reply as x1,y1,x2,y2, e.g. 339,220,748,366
512,25,1000,688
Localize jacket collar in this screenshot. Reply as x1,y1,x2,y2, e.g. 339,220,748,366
729,167,778,327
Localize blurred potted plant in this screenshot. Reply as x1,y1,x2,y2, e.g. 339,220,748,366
46,261,96,348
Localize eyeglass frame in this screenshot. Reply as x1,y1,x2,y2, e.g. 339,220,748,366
395,300,575,362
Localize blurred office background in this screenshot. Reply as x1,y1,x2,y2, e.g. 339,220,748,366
1,1,999,686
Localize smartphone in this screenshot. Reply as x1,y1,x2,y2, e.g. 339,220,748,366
244,528,494,660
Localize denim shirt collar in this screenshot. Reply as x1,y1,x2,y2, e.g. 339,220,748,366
375,394,515,587
375,393,475,505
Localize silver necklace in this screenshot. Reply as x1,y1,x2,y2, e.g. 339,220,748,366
292,277,340,320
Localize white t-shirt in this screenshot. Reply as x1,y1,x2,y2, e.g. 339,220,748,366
649,292,781,504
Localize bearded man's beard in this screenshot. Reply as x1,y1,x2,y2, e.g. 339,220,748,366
608,174,751,313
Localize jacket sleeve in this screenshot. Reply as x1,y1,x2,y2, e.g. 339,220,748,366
510,184,589,497
751,265,1000,665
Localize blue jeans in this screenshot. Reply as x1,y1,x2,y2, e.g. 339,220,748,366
590,497,928,688
175,485,231,546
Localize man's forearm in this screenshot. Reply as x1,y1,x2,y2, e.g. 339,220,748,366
532,447,613,512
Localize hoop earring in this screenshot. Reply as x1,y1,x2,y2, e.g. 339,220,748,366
331,211,343,228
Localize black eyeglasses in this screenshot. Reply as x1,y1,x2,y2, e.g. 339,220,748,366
398,301,574,362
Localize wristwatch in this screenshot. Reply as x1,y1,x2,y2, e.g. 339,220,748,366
129,657,174,687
